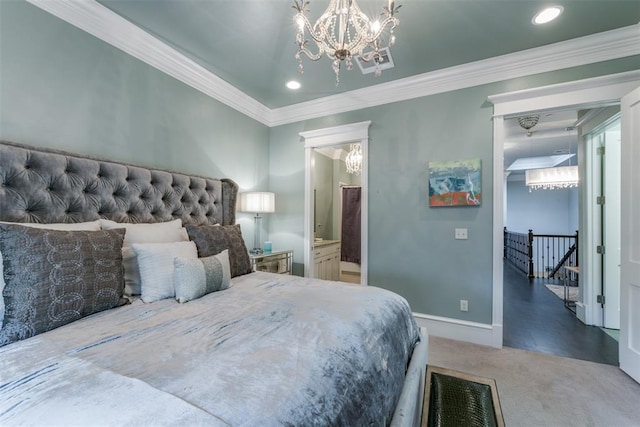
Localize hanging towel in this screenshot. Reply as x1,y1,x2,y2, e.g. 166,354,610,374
341,187,361,264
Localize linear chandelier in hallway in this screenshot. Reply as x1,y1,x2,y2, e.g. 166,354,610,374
526,165,579,190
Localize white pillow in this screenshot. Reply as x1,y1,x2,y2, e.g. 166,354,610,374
174,250,231,303
100,219,189,296
0,220,102,329
132,241,198,303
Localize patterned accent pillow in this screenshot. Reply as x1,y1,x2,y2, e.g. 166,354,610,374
185,224,252,277
174,250,231,303
0,224,125,347
0,220,102,330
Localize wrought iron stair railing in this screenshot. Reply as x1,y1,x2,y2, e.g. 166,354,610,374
504,227,578,279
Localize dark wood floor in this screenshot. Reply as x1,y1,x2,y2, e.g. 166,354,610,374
503,262,618,366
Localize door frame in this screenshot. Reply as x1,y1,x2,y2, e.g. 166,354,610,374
489,70,640,348
300,121,371,284
583,116,623,328
584,126,605,326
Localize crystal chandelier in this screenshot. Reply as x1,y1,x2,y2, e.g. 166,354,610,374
293,0,401,85
526,166,579,190
345,143,362,175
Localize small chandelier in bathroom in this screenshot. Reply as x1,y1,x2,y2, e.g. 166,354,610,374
345,143,362,175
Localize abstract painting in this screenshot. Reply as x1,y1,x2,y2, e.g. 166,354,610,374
428,158,481,206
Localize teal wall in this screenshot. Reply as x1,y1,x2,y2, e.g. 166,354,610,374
268,57,640,324
0,1,270,244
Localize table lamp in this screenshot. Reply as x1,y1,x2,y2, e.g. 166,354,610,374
238,192,275,254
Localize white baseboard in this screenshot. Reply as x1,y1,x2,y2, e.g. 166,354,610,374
413,312,503,348
575,302,588,324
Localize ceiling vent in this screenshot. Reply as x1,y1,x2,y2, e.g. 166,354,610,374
354,47,395,75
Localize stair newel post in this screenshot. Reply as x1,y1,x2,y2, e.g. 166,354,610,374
528,229,534,280
575,230,579,267
503,227,507,259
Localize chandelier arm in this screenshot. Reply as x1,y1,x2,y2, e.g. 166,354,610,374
299,47,325,61
359,50,378,62
298,47,330,61
296,13,327,61
367,18,398,42
347,7,398,42
297,12,329,45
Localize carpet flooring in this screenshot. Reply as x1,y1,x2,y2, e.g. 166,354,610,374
429,335,640,427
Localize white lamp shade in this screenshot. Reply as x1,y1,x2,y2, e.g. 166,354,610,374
238,192,275,213
526,166,579,190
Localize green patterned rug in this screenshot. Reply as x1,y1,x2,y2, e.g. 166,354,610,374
424,366,504,427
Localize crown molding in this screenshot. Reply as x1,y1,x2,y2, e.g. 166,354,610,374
488,69,640,107
27,0,639,128
269,24,640,126
26,0,272,126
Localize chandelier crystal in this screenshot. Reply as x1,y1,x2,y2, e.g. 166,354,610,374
345,143,362,175
293,0,401,85
526,166,579,190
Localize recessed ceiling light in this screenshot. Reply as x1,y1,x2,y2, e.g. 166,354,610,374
286,80,301,90
532,6,564,25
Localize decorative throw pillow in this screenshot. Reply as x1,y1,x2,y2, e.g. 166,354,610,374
174,250,231,303
0,220,103,330
100,219,189,296
131,241,198,303
0,224,125,347
185,224,252,278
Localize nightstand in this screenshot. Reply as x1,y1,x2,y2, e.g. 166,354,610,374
249,249,293,275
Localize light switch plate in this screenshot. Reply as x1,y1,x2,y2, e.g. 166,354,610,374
455,228,468,239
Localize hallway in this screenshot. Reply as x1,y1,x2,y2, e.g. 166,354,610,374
503,262,618,366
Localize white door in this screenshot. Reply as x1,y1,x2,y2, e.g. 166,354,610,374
619,86,640,383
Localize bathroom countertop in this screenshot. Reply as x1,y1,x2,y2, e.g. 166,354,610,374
312,239,340,248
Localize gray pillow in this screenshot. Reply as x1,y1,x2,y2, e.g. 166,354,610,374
174,250,231,303
185,224,252,277
0,224,126,347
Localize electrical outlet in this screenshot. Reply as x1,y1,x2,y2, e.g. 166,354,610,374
460,300,469,312
455,228,468,240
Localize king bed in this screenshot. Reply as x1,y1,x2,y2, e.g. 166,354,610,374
0,141,428,426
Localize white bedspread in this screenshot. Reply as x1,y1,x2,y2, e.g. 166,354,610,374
1,272,420,426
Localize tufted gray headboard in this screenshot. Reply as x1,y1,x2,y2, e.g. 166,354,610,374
0,141,238,226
